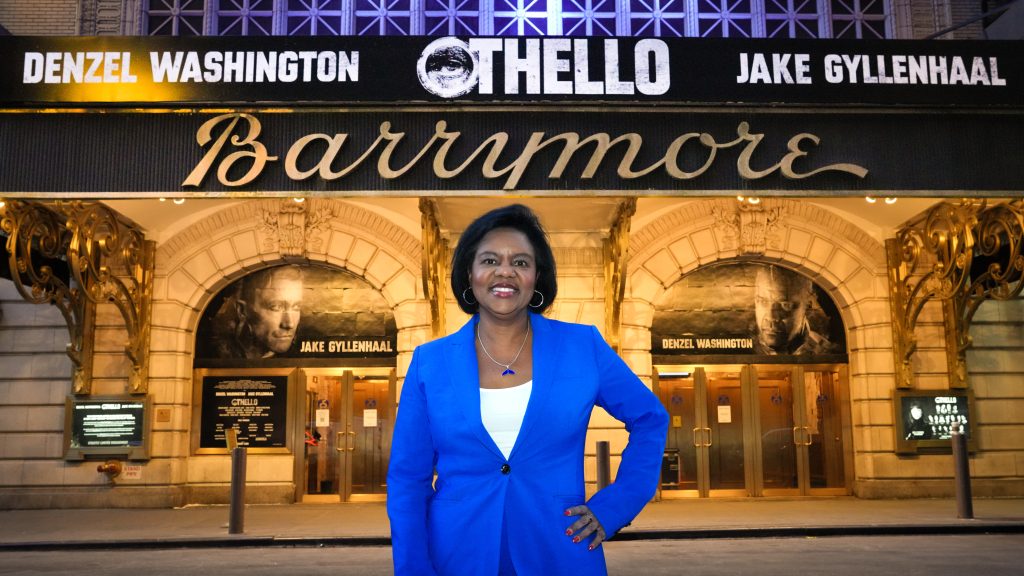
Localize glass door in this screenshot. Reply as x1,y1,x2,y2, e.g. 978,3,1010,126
802,366,850,494
754,365,851,496
703,366,751,497
654,368,700,497
656,364,850,499
299,368,394,502
348,375,391,501
655,365,752,498
756,367,802,496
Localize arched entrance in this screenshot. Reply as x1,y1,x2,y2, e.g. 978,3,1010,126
650,261,854,498
147,198,428,505
191,263,400,503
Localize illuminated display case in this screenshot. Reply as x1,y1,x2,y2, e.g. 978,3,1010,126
893,389,976,455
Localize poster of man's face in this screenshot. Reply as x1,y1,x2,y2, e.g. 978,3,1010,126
236,266,304,357
650,262,846,361
194,265,397,366
754,266,815,355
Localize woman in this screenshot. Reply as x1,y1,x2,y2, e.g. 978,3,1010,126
387,204,668,575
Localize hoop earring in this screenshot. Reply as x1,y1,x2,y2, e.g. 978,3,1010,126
529,290,544,309
462,287,477,305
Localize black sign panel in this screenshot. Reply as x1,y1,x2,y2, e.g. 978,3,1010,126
64,396,150,460
0,36,1021,107
198,374,289,449
1,109,1023,195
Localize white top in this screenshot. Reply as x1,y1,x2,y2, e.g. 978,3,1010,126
479,380,533,460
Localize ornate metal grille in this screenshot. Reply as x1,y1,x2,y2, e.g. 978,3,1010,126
146,0,206,35
425,0,482,35
286,0,347,36
216,0,276,35
831,0,888,38
629,0,687,37
765,0,824,38
696,0,754,38
144,0,892,37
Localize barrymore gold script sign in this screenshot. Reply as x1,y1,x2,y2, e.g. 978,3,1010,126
182,113,868,191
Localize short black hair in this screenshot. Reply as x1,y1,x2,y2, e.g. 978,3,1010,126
451,204,557,315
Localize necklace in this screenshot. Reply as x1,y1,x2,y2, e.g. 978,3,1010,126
477,322,530,376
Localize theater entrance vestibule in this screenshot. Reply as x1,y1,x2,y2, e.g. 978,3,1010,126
297,368,395,503
654,364,852,498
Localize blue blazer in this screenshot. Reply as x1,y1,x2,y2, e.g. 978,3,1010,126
387,313,669,575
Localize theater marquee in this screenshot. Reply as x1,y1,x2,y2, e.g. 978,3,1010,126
0,35,1021,198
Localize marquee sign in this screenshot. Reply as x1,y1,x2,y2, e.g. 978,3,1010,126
0,36,1021,197
1,108,1022,196
1,35,1021,107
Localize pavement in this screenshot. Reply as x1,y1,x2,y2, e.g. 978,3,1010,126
2,497,1024,551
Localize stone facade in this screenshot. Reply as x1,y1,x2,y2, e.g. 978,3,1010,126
1,0,1021,509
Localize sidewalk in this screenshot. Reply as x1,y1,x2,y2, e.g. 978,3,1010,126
2,498,1023,551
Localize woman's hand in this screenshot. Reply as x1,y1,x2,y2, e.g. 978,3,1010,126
564,505,607,550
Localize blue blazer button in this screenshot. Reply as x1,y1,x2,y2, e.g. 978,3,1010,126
501,464,511,474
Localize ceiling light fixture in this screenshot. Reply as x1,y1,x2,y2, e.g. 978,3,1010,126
885,197,898,204
173,198,186,205
865,196,877,204
293,197,305,203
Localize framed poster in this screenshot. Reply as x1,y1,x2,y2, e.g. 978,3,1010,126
64,395,151,461
191,368,299,455
893,389,976,455
193,265,397,369
652,262,847,364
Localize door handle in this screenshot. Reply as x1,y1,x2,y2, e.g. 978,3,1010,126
347,429,356,452
792,426,813,447
702,427,712,447
692,427,701,448
336,431,345,453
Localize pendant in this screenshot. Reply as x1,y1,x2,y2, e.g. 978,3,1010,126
501,367,515,376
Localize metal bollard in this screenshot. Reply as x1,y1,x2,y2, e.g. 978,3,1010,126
951,421,973,519
596,441,611,491
229,446,247,534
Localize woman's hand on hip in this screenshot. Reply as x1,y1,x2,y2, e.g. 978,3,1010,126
564,505,607,551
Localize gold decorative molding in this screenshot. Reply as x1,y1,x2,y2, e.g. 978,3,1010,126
887,199,1022,390
419,198,447,338
951,199,1024,386
605,198,636,352
1,200,154,395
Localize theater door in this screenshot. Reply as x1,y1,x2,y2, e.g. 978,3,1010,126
297,368,395,502
654,364,852,498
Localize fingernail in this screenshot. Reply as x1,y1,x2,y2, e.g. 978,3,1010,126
565,529,572,536
588,545,594,551
572,536,580,543
564,510,571,516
